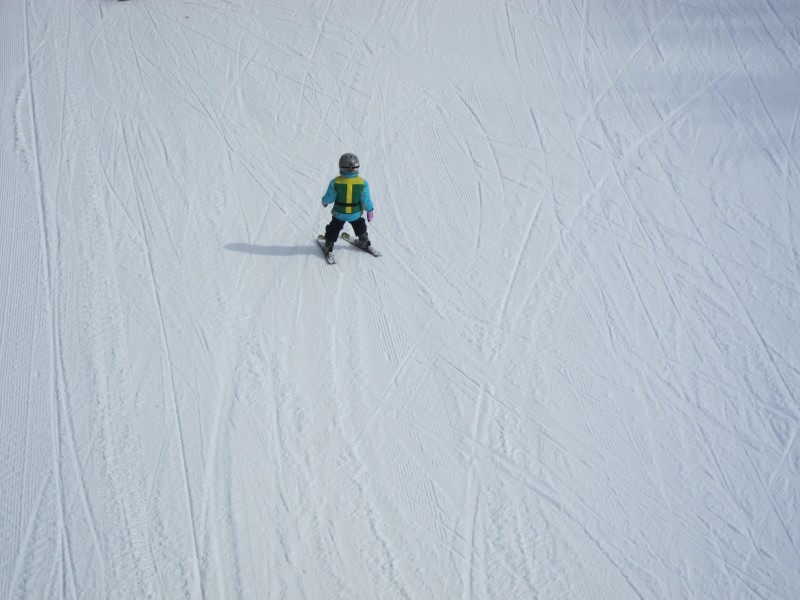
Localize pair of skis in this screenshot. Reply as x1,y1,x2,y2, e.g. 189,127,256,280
317,232,381,264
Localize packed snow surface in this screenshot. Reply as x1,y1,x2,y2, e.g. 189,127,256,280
2,0,800,598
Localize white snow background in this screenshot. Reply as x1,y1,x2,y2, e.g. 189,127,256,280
2,0,800,598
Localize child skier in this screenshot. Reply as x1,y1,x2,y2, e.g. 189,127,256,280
321,153,374,254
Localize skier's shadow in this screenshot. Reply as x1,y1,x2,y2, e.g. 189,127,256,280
224,243,318,257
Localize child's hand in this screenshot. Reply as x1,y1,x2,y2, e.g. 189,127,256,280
367,210,374,222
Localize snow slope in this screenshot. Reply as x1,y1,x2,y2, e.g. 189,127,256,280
2,0,800,597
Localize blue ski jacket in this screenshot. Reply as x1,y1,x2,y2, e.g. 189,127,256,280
322,172,374,222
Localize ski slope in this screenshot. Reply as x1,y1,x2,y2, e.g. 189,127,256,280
2,0,800,597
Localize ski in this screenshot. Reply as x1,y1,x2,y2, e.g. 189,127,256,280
341,232,381,257
317,235,336,264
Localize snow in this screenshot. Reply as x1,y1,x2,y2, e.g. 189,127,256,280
1,0,799,597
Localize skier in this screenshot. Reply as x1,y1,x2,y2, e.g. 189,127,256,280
321,153,374,255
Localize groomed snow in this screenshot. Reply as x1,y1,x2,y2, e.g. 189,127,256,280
2,0,799,598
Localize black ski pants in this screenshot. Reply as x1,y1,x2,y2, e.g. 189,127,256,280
325,216,367,245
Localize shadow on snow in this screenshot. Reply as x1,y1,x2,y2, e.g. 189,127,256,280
224,243,319,257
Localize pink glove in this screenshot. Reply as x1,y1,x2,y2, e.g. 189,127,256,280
367,210,374,222
322,201,327,208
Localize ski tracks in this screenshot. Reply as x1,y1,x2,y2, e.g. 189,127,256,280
119,119,205,597
5,0,800,597
19,3,80,596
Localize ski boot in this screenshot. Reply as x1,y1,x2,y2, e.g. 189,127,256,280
356,234,371,249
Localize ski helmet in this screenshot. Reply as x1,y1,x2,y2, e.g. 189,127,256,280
339,153,359,174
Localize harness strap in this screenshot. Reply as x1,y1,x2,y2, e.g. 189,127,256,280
333,176,365,214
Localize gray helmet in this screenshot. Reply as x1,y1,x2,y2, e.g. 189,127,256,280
339,153,359,174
